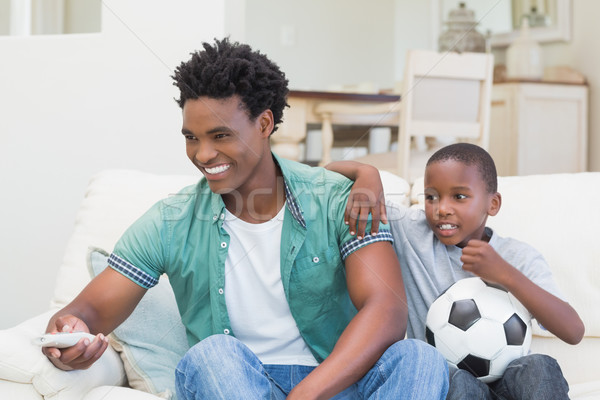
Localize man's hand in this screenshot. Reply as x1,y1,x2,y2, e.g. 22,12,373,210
324,161,388,239
42,315,109,370
344,165,387,239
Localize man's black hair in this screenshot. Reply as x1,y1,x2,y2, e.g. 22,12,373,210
427,142,498,193
172,38,289,133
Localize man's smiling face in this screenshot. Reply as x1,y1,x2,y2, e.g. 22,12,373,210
181,95,273,197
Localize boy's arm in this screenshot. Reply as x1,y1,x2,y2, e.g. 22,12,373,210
461,240,584,345
288,241,407,399
43,267,147,370
325,161,388,238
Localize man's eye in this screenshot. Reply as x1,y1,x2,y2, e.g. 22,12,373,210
184,135,196,141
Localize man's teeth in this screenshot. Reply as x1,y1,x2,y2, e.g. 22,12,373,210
439,224,457,230
205,164,230,174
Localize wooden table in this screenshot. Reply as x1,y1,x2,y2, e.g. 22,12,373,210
271,90,401,161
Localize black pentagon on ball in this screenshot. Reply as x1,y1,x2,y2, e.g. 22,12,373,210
504,313,528,345
458,354,491,378
425,326,436,347
448,299,481,331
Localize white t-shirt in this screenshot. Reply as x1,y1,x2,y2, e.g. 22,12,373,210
223,204,319,366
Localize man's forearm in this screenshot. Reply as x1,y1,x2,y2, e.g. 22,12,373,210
325,160,378,181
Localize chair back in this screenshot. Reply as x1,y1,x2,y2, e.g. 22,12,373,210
397,50,494,179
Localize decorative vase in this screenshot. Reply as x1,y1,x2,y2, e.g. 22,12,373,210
506,18,543,80
439,2,486,53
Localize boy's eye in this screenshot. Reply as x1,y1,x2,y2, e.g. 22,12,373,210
424,193,438,201
455,194,467,200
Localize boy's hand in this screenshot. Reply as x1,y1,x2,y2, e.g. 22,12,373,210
345,167,387,239
42,315,109,371
460,239,511,285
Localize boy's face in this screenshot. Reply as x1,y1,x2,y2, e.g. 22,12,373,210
424,159,500,248
181,96,274,196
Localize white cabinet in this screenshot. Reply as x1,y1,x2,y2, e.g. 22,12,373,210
489,82,588,176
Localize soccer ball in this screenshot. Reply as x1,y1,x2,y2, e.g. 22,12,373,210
425,277,532,383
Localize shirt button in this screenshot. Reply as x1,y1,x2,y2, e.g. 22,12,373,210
213,215,218,221
312,256,319,263
218,288,224,294
221,242,227,248
220,213,225,219
224,329,230,335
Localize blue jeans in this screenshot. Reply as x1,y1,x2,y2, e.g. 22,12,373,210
175,334,449,399
446,354,569,400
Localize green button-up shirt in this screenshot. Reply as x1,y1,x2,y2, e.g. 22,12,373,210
110,154,393,362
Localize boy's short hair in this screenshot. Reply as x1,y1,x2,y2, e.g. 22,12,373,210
427,143,498,193
172,37,289,133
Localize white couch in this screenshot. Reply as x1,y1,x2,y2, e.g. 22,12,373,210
1,169,599,399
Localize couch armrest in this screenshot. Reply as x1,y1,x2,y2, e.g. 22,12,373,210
0,310,126,400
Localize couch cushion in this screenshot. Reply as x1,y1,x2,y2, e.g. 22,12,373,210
530,336,600,386
379,170,410,207
0,310,125,400
51,170,199,310
83,386,166,400
88,247,188,399
488,173,600,337
0,380,43,400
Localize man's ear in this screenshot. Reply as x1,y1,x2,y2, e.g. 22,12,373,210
488,192,502,216
258,109,274,138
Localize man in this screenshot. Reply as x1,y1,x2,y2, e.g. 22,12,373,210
43,38,448,399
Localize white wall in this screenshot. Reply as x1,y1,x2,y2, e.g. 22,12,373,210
243,0,397,92
393,0,436,83
0,0,10,35
0,0,225,329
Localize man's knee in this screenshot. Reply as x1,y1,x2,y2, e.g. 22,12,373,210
177,334,240,373
403,339,447,365
384,339,448,374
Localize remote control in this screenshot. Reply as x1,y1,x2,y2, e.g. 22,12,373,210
34,332,97,348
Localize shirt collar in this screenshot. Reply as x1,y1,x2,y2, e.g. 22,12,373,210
207,152,306,228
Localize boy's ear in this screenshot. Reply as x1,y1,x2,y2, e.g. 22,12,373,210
488,192,502,216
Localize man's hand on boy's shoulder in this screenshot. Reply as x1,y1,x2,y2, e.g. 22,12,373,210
345,184,387,239
323,160,388,239
344,165,388,239
460,239,512,285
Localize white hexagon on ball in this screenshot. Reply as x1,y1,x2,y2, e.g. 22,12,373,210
425,277,532,383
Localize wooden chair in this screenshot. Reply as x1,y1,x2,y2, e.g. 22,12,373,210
318,50,494,182
313,101,400,166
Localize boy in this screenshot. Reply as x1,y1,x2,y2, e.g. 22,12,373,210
335,143,584,399
42,38,449,399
